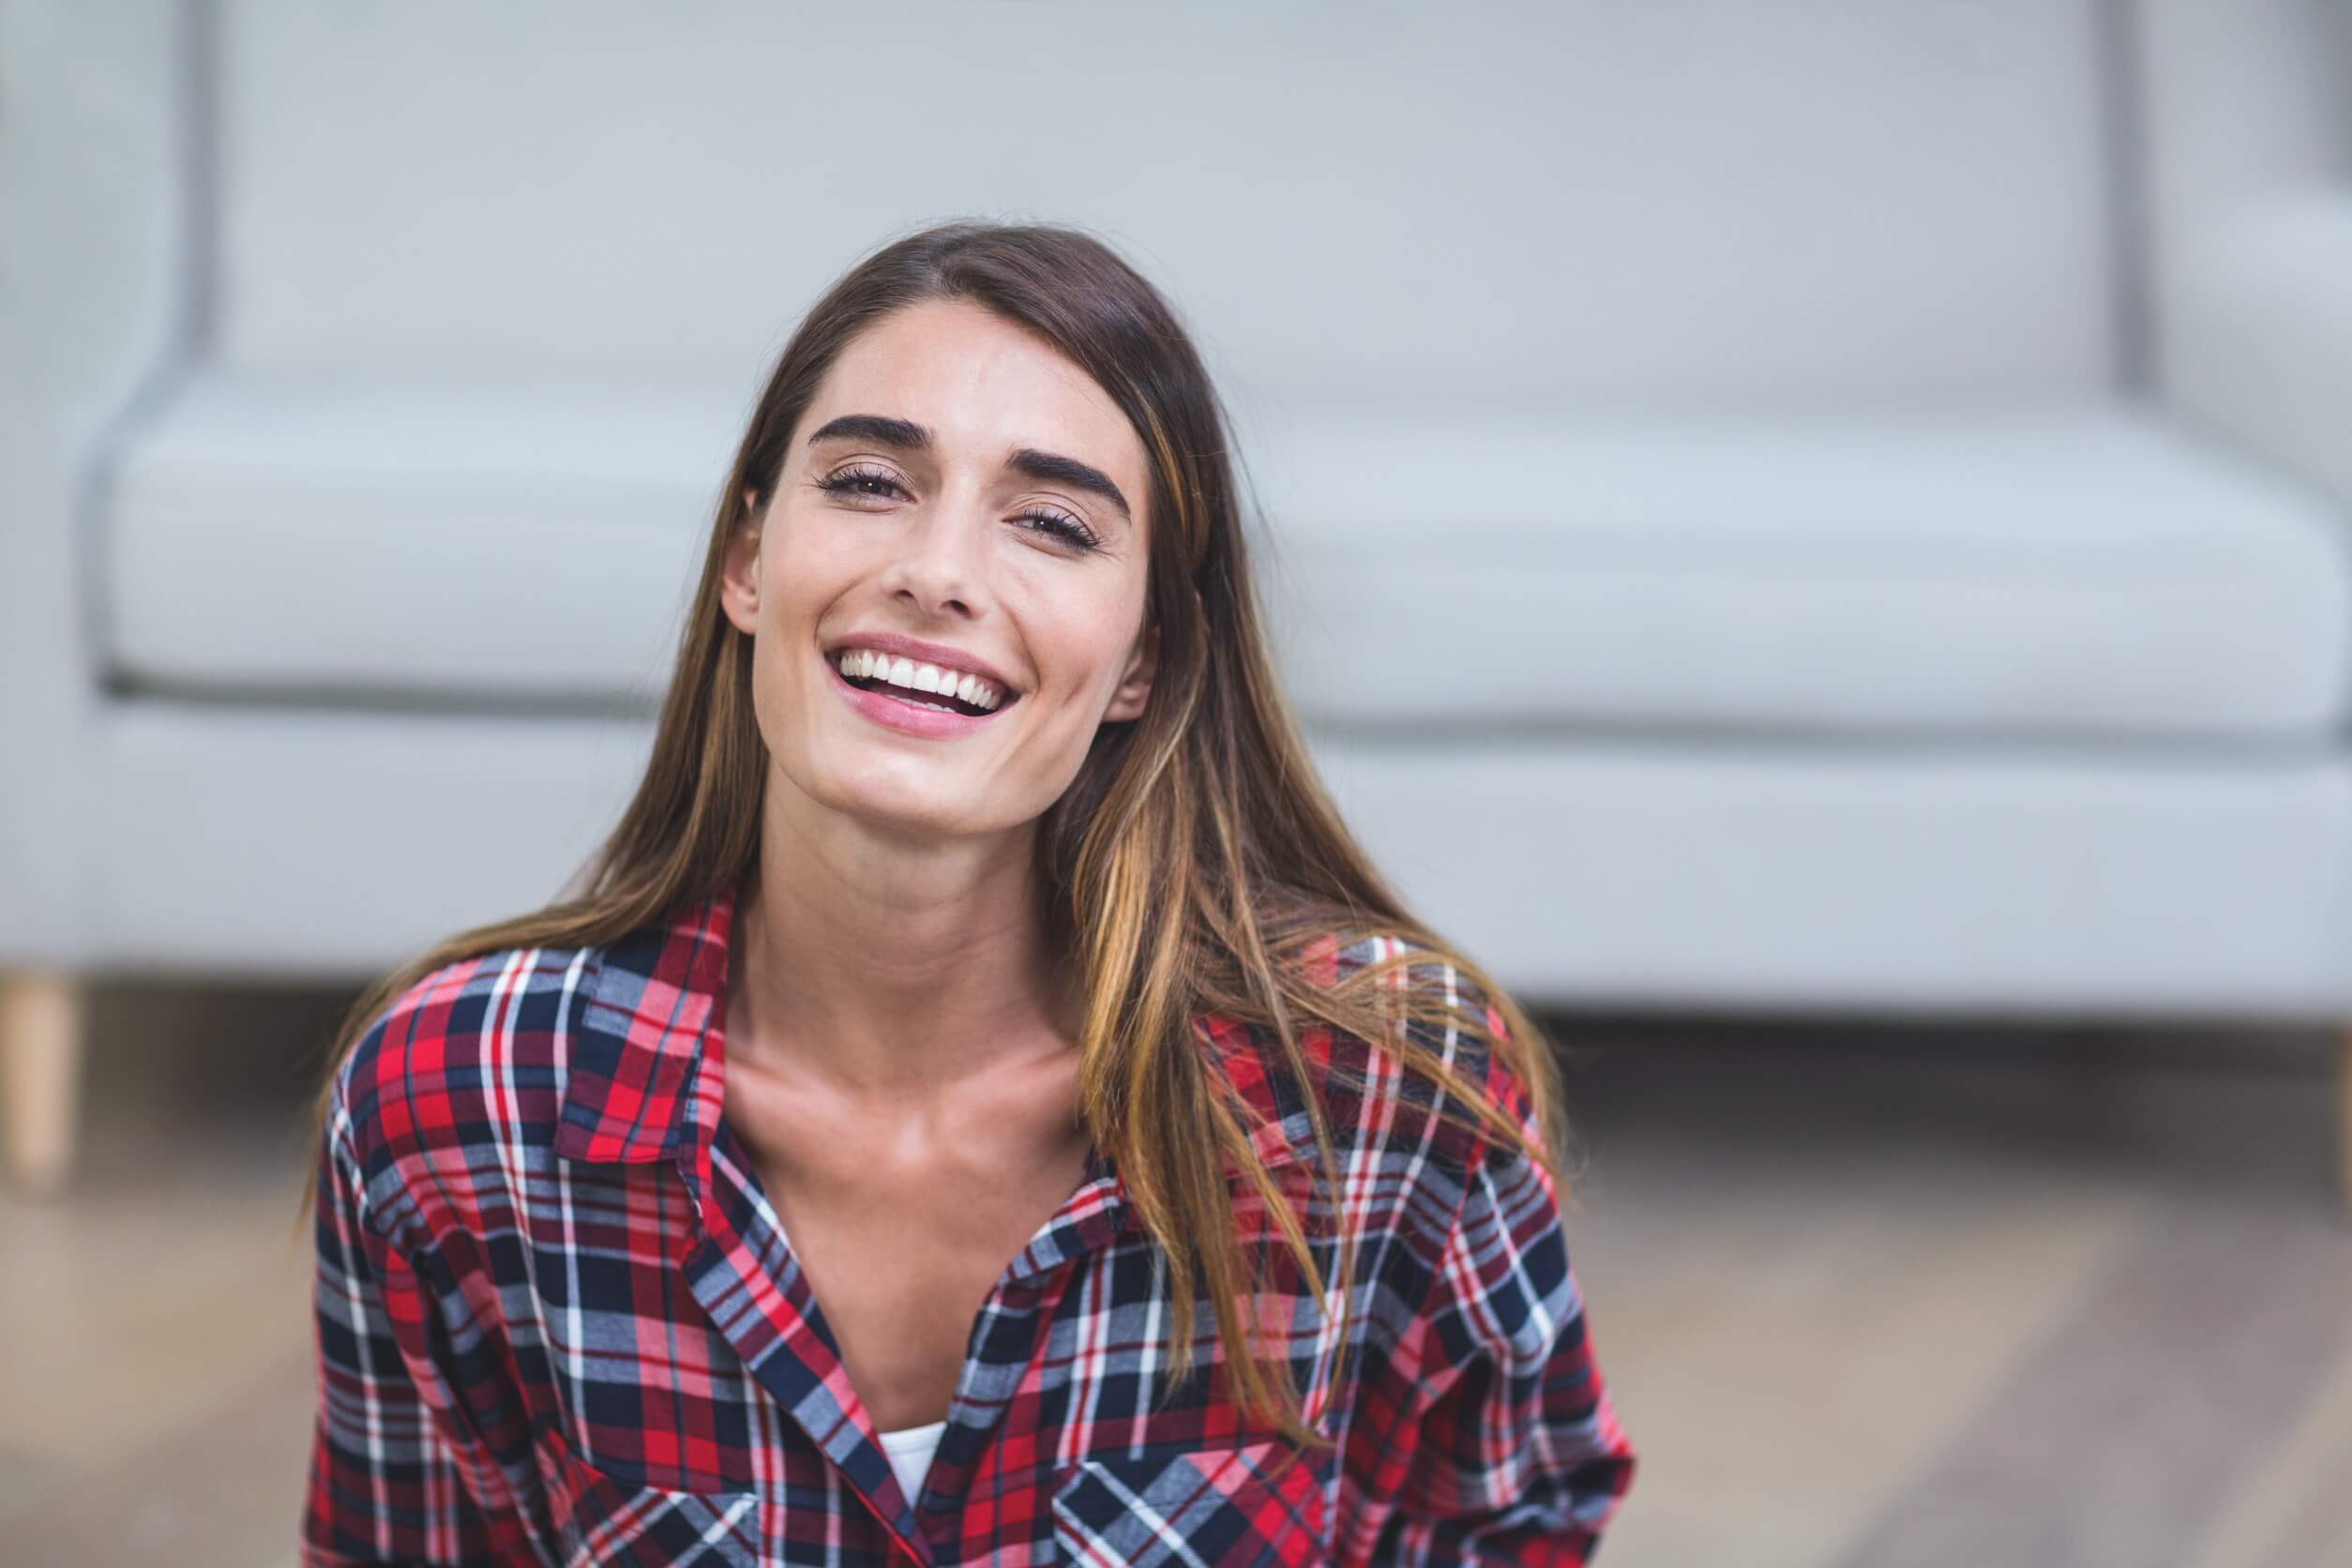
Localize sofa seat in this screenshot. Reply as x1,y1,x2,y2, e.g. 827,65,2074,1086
104,383,2351,742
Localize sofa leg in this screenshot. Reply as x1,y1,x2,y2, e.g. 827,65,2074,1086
1,973,86,1199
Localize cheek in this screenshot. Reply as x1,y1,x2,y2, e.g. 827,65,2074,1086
752,521,845,621
1034,587,1142,684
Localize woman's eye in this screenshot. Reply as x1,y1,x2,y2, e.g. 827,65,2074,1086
820,466,904,501
1018,509,1102,550
821,468,1099,552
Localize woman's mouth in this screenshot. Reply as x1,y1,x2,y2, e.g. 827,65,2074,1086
824,652,1019,739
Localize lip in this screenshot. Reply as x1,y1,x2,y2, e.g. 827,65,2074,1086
824,648,1018,740
822,630,1019,698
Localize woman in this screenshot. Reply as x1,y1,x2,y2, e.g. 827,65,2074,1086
298,220,1636,1566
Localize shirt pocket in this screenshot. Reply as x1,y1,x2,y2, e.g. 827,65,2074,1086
531,1419,764,1568
1050,1440,1331,1566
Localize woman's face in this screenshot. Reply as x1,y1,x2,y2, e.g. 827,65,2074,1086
720,297,1158,842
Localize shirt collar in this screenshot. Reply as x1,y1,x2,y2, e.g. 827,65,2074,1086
552,877,1314,1190
550,882,735,1168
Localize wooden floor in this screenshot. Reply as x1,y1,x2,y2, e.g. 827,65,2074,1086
2,983,2346,1567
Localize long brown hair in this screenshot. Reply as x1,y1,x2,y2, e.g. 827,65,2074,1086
295,219,1580,1454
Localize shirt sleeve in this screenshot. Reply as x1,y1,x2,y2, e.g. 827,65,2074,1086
1378,1045,1638,1563
300,1103,537,1566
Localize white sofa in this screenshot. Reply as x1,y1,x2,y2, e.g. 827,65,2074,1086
7,0,2351,1203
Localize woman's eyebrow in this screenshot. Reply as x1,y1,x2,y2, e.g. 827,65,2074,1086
1006,447,1131,523
806,413,1131,523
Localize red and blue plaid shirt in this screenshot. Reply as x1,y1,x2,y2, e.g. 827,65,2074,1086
302,882,1636,1565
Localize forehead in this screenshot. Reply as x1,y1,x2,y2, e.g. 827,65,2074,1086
807,299,1148,482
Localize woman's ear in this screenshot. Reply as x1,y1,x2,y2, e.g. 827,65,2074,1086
1102,617,1160,722
718,489,764,636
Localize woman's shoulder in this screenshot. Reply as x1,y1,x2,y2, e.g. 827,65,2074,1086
1209,927,1531,1194
326,940,601,1199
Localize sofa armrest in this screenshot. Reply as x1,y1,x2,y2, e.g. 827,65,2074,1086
0,0,184,962
2161,189,2352,512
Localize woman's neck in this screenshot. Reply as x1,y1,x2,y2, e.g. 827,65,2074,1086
725,815,1081,1097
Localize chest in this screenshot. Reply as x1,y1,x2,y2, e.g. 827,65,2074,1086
763,1151,1088,1428
725,1063,1093,1433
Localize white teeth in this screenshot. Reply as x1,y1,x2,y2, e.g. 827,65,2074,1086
834,648,1005,711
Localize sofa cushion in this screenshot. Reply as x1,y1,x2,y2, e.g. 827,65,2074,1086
1249,404,2351,739
101,384,2350,740
213,0,2115,403
100,378,738,710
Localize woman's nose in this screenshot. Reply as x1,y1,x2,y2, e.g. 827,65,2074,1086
887,492,992,614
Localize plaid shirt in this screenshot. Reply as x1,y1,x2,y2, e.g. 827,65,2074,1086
303,882,1636,1565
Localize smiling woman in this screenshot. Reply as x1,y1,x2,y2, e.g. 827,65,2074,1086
717,294,1157,815
294,219,1636,1566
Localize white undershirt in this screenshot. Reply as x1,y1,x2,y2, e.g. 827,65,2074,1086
878,1419,949,1500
